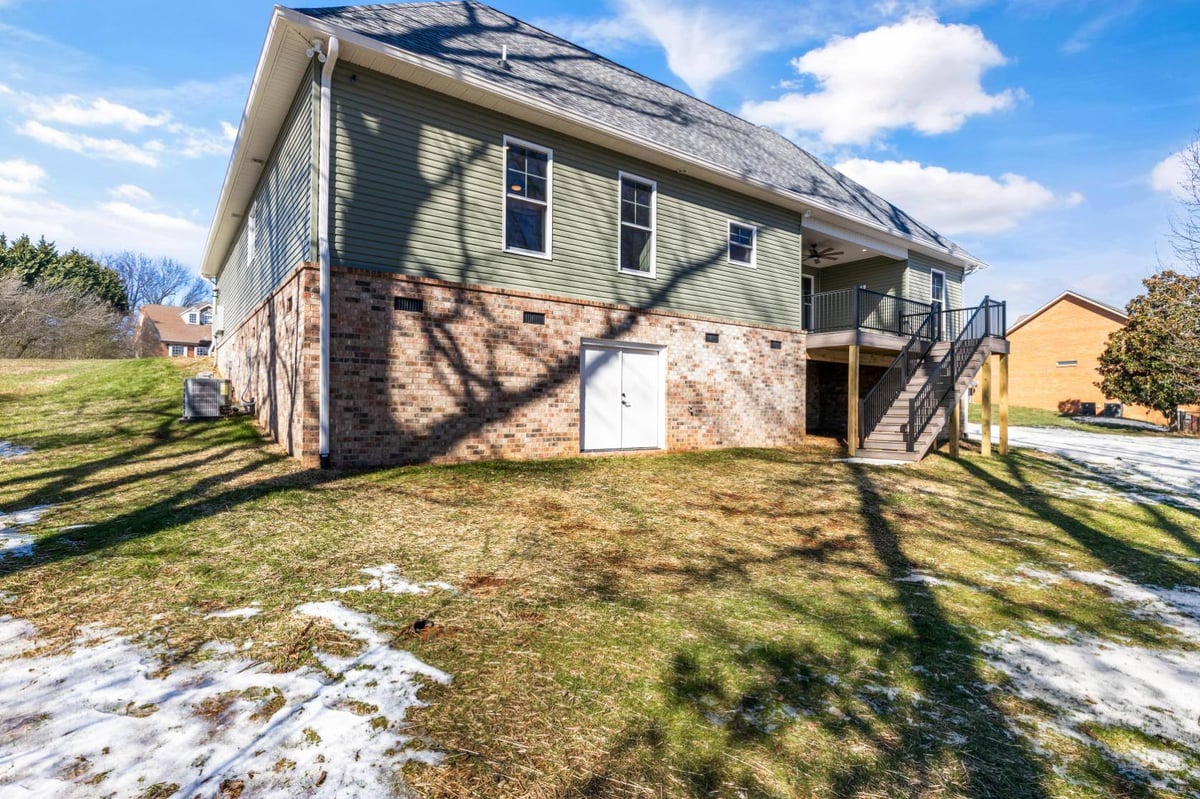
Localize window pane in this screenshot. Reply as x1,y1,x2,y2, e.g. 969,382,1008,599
729,224,754,248
507,145,548,201
506,198,545,252
730,243,753,264
620,178,652,228
620,226,652,272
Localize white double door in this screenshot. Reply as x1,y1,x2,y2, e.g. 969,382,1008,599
581,344,662,451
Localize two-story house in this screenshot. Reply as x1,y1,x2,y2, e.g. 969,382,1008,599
133,303,213,358
200,1,1009,469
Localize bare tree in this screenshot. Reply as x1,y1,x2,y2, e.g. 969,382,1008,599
1167,135,1200,273
0,275,128,359
101,251,202,310
181,275,213,306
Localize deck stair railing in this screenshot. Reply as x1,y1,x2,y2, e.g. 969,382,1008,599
905,297,1006,451
857,309,938,448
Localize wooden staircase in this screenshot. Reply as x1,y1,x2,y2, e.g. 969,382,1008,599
855,298,1007,462
857,343,994,461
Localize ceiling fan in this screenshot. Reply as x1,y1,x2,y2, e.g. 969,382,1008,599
805,243,844,264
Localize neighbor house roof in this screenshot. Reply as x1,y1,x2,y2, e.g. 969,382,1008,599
201,1,987,277
1007,290,1129,336
139,304,213,346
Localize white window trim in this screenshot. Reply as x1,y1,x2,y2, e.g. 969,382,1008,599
187,312,199,325
801,274,815,329
247,201,258,266
501,135,553,259
168,345,187,357
195,346,210,356
930,267,947,306
727,220,757,268
616,170,657,279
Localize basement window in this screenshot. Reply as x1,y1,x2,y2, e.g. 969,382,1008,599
394,297,424,313
1056,360,1078,367
523,311,546,325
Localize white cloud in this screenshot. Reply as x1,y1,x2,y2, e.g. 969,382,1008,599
0,188,205,264
108,184,153,204
1061,2,1138,55
16,120,160,167
29,95,170,131
742,14,1019,145
0,159,46,195
1151,149,1190,199
612,0,776,97
220,121,238,142
836,158,1082,235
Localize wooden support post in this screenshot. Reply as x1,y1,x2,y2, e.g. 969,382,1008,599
948,401,961,458
847,344,860,457
999,352,1010,456
980,354,993,457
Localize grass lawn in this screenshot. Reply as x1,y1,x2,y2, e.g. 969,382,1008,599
966,402,1172,434
2,358,1199,798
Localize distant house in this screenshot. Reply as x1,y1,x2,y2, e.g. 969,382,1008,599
989,291,1173,424
199,2,1008,468
133,303,213,358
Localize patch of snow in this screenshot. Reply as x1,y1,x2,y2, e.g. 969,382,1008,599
1065,570,1200,641
1071,416,1167,431
0,505,53,559
328,564,455,596
0,601,450,797
205,606,262,620
0,441,32,459
58,524,92,532
985,566,1064,590
984,631,1200,753
896,571,949,586
968,423,1200,510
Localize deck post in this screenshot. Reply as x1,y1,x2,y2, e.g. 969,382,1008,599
948,401,961,458
847,344,860,456
980,354,993,457
999,352,1010,456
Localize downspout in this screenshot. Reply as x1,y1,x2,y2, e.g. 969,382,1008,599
315,35,339,469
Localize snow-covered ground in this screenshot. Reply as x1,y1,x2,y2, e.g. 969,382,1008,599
328,564,456,595
984,568,1200,783
0,601,450,797
968,423,1200,510
0,441,32,460
0,506,52,559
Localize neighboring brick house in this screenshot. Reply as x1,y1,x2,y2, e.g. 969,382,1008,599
133,303,213,358
200,2,1005,469
983,290,1191,425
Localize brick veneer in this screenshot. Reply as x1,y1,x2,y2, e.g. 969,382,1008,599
214,264,322,465
217,265,807,468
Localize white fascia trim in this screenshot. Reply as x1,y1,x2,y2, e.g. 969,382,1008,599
265,8,987,273
801,217,907,261
200,9,288,278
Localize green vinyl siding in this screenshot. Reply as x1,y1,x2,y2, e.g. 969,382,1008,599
906,252,964,309
811,256,907,296
329,64,802,328
215,67,317,335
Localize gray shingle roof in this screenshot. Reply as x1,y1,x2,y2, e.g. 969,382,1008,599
294,1,975,262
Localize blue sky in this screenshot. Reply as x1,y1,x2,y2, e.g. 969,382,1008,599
0,0,1197,317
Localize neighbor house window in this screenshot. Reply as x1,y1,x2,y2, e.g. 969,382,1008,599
195,346,210,356
503,136,552,256
187,312,198,325
200,311,213,325
169,345,186,357
1057,360,1078,367
728,221,756,266
618,172,655,275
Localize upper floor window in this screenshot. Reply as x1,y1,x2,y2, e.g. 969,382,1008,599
618,172,655,276
503,137,552,257
200,311,213,325
728,222,756,266
187,312,198,325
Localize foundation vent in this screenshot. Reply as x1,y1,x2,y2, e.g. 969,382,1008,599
523,311,545,325
394,296,424,313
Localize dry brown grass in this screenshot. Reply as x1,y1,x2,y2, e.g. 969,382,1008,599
3,359,1199,798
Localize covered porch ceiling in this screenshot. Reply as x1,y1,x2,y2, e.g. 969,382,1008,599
801,216,908,270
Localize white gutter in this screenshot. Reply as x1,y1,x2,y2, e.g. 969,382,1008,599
316,35,339,469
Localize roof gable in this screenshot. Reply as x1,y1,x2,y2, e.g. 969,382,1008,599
139,305,213,345
1008,290,1128,336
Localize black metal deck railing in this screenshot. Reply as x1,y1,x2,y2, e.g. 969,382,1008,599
807,287,934,338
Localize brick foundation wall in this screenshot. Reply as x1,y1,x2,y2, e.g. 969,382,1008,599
327,268,807,468
213,264,321,465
